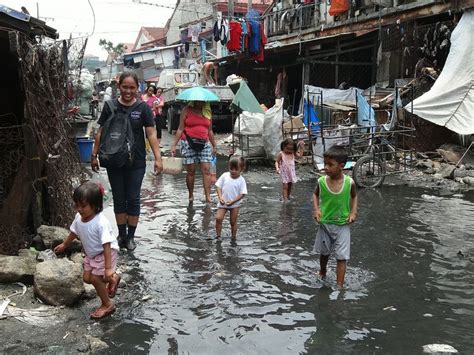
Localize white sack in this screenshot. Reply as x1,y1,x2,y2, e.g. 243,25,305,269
234,111,265,135
263,99,285,160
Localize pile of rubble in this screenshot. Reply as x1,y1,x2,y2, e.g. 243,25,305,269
0,225,94,306
415,143,474,186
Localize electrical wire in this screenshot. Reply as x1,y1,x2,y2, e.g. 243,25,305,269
87,0,96,37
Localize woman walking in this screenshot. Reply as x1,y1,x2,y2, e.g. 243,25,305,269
91,72,163,251
170,100,217,203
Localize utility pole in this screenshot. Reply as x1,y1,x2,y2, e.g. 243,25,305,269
229,0,234,19
248,0,252,12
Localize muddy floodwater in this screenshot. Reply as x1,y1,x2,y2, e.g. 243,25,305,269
94,159,474,353
3,159,474,354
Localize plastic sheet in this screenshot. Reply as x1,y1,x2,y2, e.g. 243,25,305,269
406,10,474,135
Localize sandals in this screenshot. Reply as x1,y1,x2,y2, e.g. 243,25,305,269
90,304,116,320
108,274,121,298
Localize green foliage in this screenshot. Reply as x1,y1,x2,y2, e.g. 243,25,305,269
99,39,127,58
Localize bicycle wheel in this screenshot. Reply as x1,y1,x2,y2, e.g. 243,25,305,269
352,154,386,188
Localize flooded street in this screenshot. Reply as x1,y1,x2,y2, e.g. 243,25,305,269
97,156,474,353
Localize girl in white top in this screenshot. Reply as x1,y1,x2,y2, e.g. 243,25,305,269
215,157,247,241
54,181,120,320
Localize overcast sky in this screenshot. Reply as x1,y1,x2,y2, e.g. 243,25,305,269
4,0,174,59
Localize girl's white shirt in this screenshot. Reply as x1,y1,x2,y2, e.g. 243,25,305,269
70,212,118,257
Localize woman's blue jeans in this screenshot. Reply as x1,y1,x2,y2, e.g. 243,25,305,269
106,166,146,216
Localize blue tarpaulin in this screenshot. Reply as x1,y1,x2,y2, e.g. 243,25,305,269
303,99,320,134
357,93,376,127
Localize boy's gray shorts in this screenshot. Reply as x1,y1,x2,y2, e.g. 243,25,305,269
313,224,351,260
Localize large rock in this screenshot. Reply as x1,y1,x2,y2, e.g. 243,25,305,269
437,164,456,179
0,255,36,283
34,258,84,306
18,248,39,260
70,253,84,265
86,336,109,352
416,159,434,171
463,177,474,186
37,225,82,252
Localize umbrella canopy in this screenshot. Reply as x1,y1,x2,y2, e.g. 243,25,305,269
176,86,220,102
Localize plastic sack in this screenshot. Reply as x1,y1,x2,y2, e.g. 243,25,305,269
262,99,285,160
234,111,265,135
162,157,183,174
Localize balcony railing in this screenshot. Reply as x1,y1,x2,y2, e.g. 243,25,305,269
264,0,422,38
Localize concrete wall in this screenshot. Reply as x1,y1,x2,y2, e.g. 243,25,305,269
166,0,214,45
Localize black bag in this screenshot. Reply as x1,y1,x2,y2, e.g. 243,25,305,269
185,132,207,151
99,100,142,168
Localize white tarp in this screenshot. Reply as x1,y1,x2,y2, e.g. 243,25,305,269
406,10,474,135
303,85,362,106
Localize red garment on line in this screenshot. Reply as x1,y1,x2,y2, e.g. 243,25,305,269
251,23,266,62
227,21,242,51
329,0,349,16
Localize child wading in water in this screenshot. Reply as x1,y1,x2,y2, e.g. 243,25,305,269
55,182,120,319
313,145,358,288
215,157,247,241
275,138,305,201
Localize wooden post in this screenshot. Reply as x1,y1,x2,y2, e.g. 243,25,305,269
22,106,43,229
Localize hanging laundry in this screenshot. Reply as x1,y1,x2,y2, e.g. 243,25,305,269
220,19,229,45
246,13,261,55
240,20,248,52
251,22,266,62
213,21,220,42
188,23,201,43
227,21,242,52
329,0,349,16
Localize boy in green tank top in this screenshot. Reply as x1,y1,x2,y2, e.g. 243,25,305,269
313,145,358,288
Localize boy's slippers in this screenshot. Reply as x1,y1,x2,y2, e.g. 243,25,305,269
108,274,121,298
90,305,116,320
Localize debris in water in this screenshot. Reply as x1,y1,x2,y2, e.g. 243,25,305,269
3,305,61,327
457,251,464,258
422,344,458,353
0,299,11,317
407,271,414,278
383,306,397,311
141,295,152,302
63,332,70,339
423,313,434,317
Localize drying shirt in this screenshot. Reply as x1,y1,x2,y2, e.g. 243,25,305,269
216,172,247,209
251,22,266,62
241,21,248,51
70,212,119,258
248,20,261,54
98,100,154,168
227,21,242,51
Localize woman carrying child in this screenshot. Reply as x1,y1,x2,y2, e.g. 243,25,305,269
54,182,120,320
275,138,305,201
